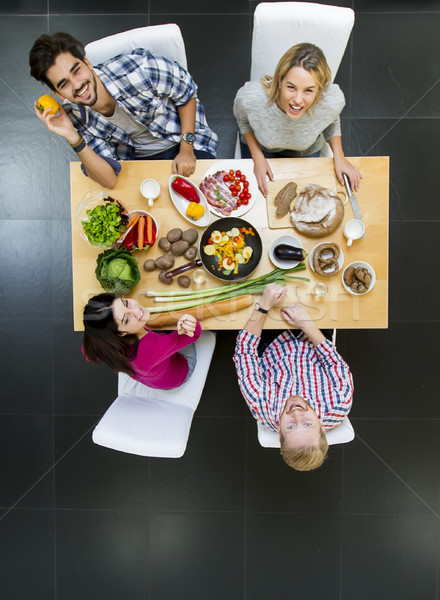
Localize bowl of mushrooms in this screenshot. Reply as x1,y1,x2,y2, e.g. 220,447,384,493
342,261,376,295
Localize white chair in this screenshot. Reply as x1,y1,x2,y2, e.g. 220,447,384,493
85,23,187,69
257,416,355,448
234,2,355,158
92,331,216,458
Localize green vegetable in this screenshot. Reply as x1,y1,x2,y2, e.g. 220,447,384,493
82,200,128,247
144,266,309,313
95,248,140,294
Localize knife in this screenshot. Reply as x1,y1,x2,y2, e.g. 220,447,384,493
342,173,363,225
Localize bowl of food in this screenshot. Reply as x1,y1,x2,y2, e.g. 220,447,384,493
77,190,129,248
342,261,376,295
310,242,344,277
269,234,307,269
120,210,158,251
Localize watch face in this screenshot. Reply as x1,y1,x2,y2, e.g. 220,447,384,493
183,132,195,144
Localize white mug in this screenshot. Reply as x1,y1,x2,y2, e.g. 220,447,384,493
344,219,365,246
140,178,160,207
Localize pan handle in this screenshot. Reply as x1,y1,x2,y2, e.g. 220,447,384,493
165,259,203,278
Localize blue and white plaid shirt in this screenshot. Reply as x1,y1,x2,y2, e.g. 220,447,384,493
233,330,353,431
64,49,218,171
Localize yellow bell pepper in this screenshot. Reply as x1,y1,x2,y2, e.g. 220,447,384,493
37,94,60,115
186,202,205,220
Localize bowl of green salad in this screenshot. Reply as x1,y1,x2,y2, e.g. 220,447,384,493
77,191,129,248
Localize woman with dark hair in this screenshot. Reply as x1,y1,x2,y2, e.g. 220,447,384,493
233,42,361,196
83,293,200,390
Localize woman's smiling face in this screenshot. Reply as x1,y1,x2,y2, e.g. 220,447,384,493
277,66,319,119
111,297,150,336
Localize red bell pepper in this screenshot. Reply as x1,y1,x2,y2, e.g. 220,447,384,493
171,177,200,203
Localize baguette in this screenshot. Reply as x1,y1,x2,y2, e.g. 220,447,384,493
147,294,254,328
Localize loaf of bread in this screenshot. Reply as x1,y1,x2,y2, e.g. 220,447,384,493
290,184,344,237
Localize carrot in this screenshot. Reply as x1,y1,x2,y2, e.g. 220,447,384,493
148,295,254,328
146,215,153,246
137,216,145,249
115,214,139,244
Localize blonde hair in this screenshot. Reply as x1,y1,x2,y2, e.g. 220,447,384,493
261,43,331,111
280,427,329,471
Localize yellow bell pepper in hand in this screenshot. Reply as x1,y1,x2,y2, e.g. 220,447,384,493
37,95,60,115
186,202,205,221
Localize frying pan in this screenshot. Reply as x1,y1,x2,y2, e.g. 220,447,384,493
165,217,263,282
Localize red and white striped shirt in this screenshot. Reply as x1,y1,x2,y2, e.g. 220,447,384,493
233,330,353,431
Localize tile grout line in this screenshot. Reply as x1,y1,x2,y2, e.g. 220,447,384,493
338,445,345,600
356,433,440,520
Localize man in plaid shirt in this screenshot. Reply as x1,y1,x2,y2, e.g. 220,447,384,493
233,283,353,471
29,32,217,188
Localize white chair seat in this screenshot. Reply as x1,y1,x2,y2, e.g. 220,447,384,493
85,24,187,68
257,416,355,448
92,331,216,458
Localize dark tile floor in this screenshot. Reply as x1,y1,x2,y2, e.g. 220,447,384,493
1,1,439,599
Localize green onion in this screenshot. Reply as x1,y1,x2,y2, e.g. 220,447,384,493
145,266,309,313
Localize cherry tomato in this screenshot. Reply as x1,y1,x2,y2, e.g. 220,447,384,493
231,189,238,196
239,192,246,200
247,192,252,199
243,180,249,188
242,197,249,205
240,174,246,182
235,184,241,192
223,174,230,182
236,199,242,207
229,184,236,192
229,169,234,176
234,178,241,185
235,169,242,177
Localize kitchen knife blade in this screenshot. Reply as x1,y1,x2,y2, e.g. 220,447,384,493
342,173,363,223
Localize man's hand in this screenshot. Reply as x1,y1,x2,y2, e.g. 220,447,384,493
177,313,197,337
172,146,196,177
34,102,79,145
281,303,325,346
260,283,287,311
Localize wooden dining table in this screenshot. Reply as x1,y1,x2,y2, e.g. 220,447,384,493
70,156,389,331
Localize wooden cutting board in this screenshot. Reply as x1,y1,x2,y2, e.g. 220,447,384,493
266,174,339,229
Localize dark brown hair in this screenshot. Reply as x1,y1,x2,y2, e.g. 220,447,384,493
29,32,86,90
83,293,138,376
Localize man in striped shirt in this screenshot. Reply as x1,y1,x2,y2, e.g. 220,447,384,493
233,283,353,471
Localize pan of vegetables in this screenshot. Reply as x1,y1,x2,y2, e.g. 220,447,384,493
164,217,262,282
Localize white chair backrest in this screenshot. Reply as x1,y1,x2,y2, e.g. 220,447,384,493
251,2,354,82
85,24,187,69
257,416,355,448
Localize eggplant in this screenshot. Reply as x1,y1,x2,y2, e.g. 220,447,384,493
274,244,306,262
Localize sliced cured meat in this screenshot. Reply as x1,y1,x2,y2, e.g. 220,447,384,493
200,170,238,215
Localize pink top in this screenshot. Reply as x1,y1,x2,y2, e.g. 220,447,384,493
130,321,202,389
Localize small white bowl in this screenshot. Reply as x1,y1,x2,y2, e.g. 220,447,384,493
342,261,376,295
309,242,344,276
269,235,305,269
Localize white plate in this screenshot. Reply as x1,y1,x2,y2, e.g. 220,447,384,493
168,175,211,228
201,160,258,217
269,235,304,269
342,261,376,295
309,242,344,276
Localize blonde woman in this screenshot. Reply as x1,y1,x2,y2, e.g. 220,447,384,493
233,43,361,196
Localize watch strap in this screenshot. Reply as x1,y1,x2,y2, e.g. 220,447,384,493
255,303,268,314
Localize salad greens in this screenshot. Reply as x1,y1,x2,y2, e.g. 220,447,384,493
95,248,140,294
82,200,128,247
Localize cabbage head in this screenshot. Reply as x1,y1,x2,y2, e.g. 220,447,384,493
95,248,140,294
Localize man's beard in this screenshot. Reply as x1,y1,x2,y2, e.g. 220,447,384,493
73,70,98,107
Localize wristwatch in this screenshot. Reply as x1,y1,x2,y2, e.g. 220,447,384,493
181,132,196,145
254,303,269,314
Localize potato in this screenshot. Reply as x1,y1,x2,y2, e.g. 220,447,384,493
177,275,191,288
167,228,182,243
171,240,189,256
143,259,157,272
158,270,173,285
184,246,198,260
158,237,171,252
182,228,198,245
155,253,175,270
